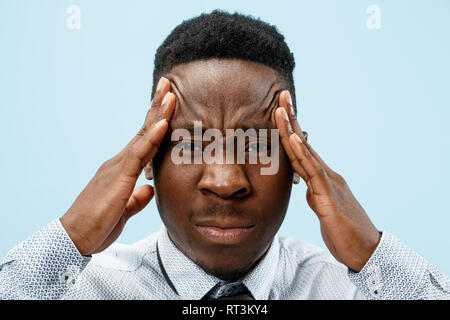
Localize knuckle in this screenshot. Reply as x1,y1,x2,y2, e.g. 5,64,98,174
288,113,296,122
124,147,140,161
304,148,313,159
152,95,162,108
333,172,346,184
154,112,162,122
137,125,147,137
318,166,328,177
98,159,112,171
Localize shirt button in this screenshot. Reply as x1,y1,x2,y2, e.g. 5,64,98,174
365,265,382,298
370,288,381,298
58,265,80,287
58,271,73,285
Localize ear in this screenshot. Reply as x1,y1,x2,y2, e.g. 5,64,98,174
144,161,153,180
293,172,300,184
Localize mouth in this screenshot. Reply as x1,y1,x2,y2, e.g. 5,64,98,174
194,222,255,245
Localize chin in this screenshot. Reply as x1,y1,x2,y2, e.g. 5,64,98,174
192,246,266,281
198,261,254,281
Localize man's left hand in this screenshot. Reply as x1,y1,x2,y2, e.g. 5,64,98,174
274,90,381,272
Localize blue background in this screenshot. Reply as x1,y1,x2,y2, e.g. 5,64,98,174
1,0,449,275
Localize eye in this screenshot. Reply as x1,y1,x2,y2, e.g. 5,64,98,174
247,141,270,153
175,141,202,152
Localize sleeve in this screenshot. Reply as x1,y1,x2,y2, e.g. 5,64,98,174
0,219,91,300
347,231,450,300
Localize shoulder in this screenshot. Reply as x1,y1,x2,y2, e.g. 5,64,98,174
277,235,340,268
63,230,164,299
87,230,160,272
274,236,357,299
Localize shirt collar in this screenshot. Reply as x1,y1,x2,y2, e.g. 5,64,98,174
242,234,279,300
157,226,219,300
157,225,279,300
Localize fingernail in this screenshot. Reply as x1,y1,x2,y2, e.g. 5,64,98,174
285,90,292,106
156,77,166,92
161,92,169,105
155,118,167,128
293,133,302,144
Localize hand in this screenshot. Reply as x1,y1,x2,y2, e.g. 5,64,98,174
60,77,176,256
274,91,381,272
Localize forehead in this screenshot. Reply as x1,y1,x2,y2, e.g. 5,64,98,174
166,58,285,130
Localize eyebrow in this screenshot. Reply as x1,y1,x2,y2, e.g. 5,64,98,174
168,80,281,134
169,121,275,133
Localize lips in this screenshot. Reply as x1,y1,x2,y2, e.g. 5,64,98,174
194,221,255,245
195,219,254,229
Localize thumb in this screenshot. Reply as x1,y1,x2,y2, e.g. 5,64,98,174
123,184,154,219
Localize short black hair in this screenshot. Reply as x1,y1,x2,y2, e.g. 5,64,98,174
152,9,296,111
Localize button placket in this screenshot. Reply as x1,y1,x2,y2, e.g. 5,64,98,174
366,265,382,298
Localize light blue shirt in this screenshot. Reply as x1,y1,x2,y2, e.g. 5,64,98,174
1,219,449,300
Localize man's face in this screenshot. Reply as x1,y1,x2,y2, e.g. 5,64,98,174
150,58,293,280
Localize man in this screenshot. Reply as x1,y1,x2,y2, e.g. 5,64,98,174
1,10,449,300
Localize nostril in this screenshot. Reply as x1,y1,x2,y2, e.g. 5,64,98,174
200,187,250,198
234,187,250,197
197,165,252,199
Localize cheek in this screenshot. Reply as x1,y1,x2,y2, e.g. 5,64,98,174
152,151,200,222
246,148,293,224
249,144,293,189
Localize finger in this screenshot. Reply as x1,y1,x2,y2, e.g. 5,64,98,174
128,89,176,165
304,143,334,175
289,133,330,195
275,107,309,182
144,86,176,127
152,77,172,109
120,90,175,157
279,90,334,176
109,77,175,167
140,77,175,143
120,118,169,178
124,184,155,218
118,78,176,162
279,90,307,143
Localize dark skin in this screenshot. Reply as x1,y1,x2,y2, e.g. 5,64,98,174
60,58,380,281
150,59,293,279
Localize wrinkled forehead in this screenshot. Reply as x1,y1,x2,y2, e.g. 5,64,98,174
165,59,285,131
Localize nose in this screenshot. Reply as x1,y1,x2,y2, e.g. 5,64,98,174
197,164,251,199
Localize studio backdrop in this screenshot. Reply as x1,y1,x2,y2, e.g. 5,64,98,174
1,0,449,275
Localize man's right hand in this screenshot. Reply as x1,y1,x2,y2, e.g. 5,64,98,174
60,77,176,256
